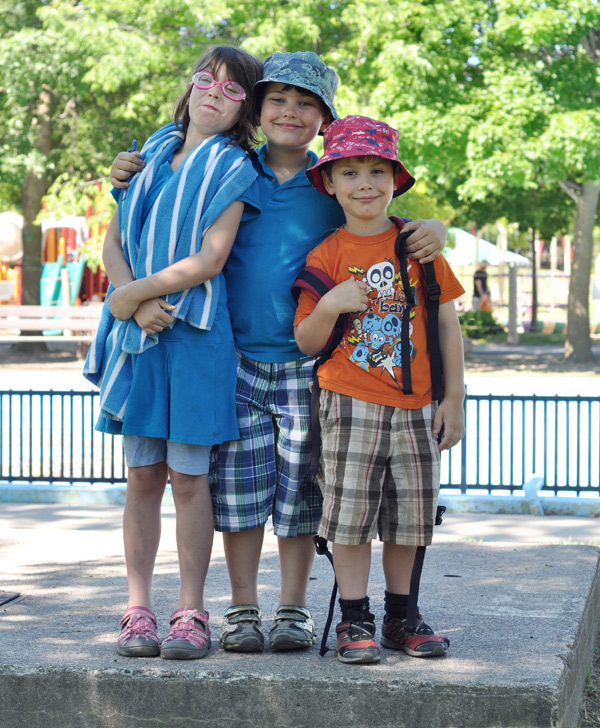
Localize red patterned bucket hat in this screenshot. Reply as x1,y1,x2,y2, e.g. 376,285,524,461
306,114,415,198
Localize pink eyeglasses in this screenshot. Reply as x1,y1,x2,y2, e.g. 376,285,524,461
192,71,246,102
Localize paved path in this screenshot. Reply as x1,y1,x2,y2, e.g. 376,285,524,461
1,505,599,728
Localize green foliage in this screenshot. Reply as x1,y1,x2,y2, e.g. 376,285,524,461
2,0,599,348
0,0,206,210
459,310,506,341
389,181,455,226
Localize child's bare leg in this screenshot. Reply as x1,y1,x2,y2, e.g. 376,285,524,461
222,526,265,605
219,528,265,653
123,462,168,608
381,543,417,594
169,470,214,612
277,534,315,606
332,542,371,599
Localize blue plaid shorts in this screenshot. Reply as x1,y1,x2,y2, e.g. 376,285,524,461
210,353,322,538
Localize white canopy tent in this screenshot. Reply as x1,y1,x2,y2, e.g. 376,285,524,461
445,228,530,267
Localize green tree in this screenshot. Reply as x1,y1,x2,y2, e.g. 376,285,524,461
4,0,597,363
321,0,597,360
0,0,208,303
432,2,599,361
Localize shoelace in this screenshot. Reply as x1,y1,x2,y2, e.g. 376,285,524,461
165,610,208,646
119,614,157,643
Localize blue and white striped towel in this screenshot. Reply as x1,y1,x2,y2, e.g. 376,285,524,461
84,122,256,422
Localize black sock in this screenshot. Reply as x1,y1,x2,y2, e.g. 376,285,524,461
339,596,374,623
384,590,410,621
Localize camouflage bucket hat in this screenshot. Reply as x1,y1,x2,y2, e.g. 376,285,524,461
255,51,339,123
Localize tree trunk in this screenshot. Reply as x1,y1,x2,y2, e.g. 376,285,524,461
21,87,53,307
561,180,600,362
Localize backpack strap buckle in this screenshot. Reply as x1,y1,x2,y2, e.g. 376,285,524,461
426,280,441,302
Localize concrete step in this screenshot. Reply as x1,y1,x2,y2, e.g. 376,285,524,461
0,506,598,728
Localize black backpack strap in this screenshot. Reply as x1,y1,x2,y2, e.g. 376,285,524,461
391,221,416,396
423,261,443,401
389,216,443,402
404,545,426,633
292,267,346,476
291,266,337,303
404,505,447,634
313,536,338,656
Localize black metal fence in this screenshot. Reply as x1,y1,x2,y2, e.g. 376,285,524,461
443,393,599,496
1,389,599,496
0,390,126,484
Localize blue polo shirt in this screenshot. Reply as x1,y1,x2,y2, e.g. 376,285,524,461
224,145,345,362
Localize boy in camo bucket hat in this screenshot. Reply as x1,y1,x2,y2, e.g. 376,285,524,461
254,51,339,125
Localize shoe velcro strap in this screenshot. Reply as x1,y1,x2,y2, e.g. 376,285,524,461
224,605,262,622
274,605,312,622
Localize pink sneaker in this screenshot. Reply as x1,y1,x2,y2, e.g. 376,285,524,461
161,608,211,660
117,606,160,657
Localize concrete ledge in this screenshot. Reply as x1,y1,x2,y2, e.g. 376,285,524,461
0,668,574,728
2,482,599,518
442,493,600,518
1,510,599,728
0,482,174,507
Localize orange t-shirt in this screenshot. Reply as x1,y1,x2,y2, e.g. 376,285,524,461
294,224,465,408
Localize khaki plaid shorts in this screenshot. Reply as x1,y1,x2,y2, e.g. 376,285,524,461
317,390,440,546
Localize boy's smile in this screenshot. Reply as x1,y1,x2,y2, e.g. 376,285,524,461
260,83,329,152
323,156,398,234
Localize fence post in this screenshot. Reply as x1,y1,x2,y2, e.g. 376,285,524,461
507,263,519,345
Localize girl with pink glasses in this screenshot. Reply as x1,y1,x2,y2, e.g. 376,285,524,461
85,46,262,660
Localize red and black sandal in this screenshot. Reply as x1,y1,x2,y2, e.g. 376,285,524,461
380,615,449,657
335,620,381,664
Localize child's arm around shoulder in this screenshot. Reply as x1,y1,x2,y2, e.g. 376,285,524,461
403,219,447,264
110,151,145,189
295,278,369,356
432,300,465,451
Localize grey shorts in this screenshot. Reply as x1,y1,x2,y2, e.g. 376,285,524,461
123,434,211,475
318,390,440,546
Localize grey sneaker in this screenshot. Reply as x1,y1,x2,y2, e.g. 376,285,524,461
220,604,264,652
269,605,316,651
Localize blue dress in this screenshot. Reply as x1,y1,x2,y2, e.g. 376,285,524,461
95,151,240,446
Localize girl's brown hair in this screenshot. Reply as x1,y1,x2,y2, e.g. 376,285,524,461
173,46,263,152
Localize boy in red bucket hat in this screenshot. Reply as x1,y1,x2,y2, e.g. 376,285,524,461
294,115,465,664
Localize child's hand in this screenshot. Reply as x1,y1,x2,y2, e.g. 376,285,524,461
403,219,447,263
133,298,176,334
432,397,465,451
323,278,369,315
110,151,145,189
107,283,142,321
